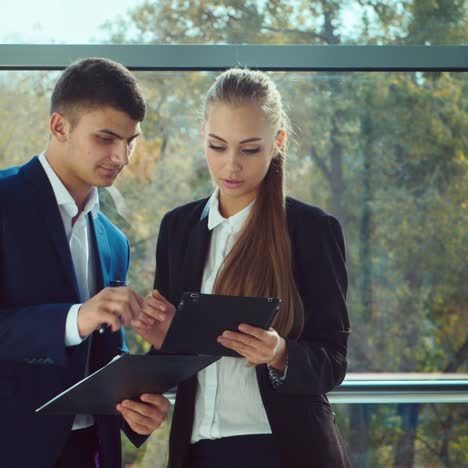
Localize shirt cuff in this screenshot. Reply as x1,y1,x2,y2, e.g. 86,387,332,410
267,361,288,390
65,304,84,346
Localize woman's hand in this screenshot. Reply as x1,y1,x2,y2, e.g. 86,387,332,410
217,323,288,373
131,290,175,349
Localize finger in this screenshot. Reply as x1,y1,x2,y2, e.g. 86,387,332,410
140,394,171,413
238,323,269,340
218,335,272,363
117,405,155,435
221,330,263,349
141,303,167,321
120,399,166,429
217,335,257,356
131,318,153,330
218,340,260,363
127,291,144,321
152,290,174,310
143,296,161,310
137,311,156,327
113,290,143,324
100,312,122,333
134,292,145,308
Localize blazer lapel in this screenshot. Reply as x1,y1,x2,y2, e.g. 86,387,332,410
89,214,109,290
181,213,212,293
21,157,80,299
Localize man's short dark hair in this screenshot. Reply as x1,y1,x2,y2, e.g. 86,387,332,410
50,57,146,123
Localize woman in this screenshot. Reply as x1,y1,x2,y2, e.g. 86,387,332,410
133,68,351,468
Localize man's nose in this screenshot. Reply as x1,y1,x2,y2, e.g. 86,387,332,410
111,141,130,165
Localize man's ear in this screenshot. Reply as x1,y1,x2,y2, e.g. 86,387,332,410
49,112,69,143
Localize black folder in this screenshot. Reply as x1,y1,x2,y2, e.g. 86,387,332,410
35,354,218,415
161,292,281,357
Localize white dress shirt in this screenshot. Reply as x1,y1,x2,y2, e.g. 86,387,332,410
191,190,272,444
39,152,99,430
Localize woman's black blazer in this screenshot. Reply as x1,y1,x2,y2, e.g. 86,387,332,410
154,196,351,468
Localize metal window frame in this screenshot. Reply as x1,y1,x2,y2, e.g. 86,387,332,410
1,43,467,404
0,44,466,71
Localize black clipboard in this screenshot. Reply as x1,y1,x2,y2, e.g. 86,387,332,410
35,353,218,415
161,292,281,357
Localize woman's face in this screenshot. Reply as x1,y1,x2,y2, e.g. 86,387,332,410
202,102,278,216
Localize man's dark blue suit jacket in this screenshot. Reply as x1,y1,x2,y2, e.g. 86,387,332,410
0,156,141,468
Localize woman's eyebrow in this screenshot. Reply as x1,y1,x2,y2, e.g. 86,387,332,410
208,133,263,144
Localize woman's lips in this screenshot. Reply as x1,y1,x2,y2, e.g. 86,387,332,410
222,179,243,189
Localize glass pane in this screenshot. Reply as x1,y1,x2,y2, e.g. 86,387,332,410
1,1,466,45
120,402,468,466
337,403,468,468
2,69,465,371
1,67,467,466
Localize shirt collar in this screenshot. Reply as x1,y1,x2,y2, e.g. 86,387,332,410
39,152,100,219
206,188,254,231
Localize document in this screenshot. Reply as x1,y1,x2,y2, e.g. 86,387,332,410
36,353,218,415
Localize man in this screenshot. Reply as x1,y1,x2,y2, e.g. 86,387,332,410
0,58,169,468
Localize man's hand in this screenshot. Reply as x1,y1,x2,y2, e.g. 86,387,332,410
117,393,170,435
132,290,175,349
77,287,144,338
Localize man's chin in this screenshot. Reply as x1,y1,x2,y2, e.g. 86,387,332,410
95,174,119,187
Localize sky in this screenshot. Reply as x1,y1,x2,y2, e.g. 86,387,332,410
0,0,366,44
0,0,138,44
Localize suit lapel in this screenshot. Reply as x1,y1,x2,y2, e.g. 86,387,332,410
21,157,80,299
89,214,108,290
181,210,212,293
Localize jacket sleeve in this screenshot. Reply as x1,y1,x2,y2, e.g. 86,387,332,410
0,303,73,367
271,214,350,396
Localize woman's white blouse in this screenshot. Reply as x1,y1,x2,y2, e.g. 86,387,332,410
191,190,272,443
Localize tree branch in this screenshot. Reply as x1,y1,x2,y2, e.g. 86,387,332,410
309,145,332,182
444,337,468,372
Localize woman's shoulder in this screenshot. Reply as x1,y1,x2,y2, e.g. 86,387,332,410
285,196,334,222
162,197,210,226
285,197,346,254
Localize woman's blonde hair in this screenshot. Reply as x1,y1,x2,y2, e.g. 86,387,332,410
204,68,304,338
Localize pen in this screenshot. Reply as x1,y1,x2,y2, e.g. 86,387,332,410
98,280,128,334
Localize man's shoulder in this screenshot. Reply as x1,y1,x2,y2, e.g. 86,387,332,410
0,164,22,187
0,157,41,190
0,162,30,203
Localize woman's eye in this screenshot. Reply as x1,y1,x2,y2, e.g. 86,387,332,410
208,144,225,152
243,147,261,154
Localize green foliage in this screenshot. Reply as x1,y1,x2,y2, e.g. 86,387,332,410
1,1,466,466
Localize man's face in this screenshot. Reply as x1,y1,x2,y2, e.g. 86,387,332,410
53,106,141,197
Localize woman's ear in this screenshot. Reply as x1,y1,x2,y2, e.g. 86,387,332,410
275,129,286,152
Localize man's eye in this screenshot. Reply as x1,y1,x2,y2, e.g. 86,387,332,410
208,144,225,152
98,135,113,143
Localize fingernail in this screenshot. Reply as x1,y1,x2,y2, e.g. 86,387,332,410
158,314,165,321
223,331,231,337
238,324,247,331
